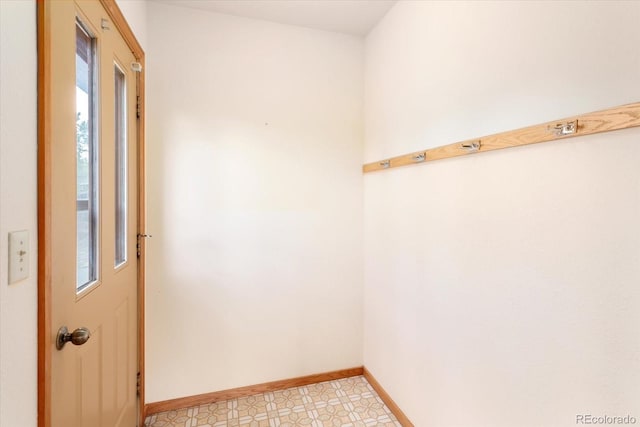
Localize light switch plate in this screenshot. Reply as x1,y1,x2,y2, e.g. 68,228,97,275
9,230,29,284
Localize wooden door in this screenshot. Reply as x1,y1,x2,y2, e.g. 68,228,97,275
43,1,139,425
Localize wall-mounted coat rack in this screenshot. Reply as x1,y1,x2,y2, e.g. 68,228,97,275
363,102,640,173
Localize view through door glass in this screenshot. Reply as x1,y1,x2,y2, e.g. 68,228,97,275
76,20,99,291
114,64,127,267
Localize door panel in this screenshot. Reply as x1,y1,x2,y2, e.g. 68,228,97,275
47,1,139,426
78,327,102,427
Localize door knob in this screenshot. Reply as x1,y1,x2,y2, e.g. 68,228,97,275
56,326,91,350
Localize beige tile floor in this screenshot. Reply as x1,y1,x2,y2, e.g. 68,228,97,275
145,375,402,427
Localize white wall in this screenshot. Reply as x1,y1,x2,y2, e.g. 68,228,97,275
145,2,364,402
0,1,38,427
363,1,640,426
116,0,147,51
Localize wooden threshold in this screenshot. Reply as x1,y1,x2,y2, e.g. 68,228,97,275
363,101,640,173
144,367,364,416
363,367,414,427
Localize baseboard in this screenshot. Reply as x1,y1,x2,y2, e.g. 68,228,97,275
144,366,364,416
363,367,414,427
144,365,414,426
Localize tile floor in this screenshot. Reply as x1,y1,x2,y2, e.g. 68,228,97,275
145,375,402,427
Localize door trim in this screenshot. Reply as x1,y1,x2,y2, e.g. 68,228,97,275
37,1,146,425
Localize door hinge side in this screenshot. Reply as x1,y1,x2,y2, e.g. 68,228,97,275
136,371,141,396
136,95,141,119
137,233,152,258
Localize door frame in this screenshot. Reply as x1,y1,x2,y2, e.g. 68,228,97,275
37,0,146,425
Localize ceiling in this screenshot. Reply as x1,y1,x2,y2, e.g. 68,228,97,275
152,0,397,36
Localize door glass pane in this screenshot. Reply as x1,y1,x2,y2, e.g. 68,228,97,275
114,65,127,267
76,21,98,290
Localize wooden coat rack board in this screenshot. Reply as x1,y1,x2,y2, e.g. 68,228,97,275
363,102,640,173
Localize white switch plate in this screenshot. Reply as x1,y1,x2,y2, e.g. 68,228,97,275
8,230,29,284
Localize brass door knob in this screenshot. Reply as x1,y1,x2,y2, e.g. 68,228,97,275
56,326,91,350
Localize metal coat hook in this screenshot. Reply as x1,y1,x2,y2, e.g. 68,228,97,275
549,120,577,136
412,153,426,163
461,140,481,152
379,160,390,169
